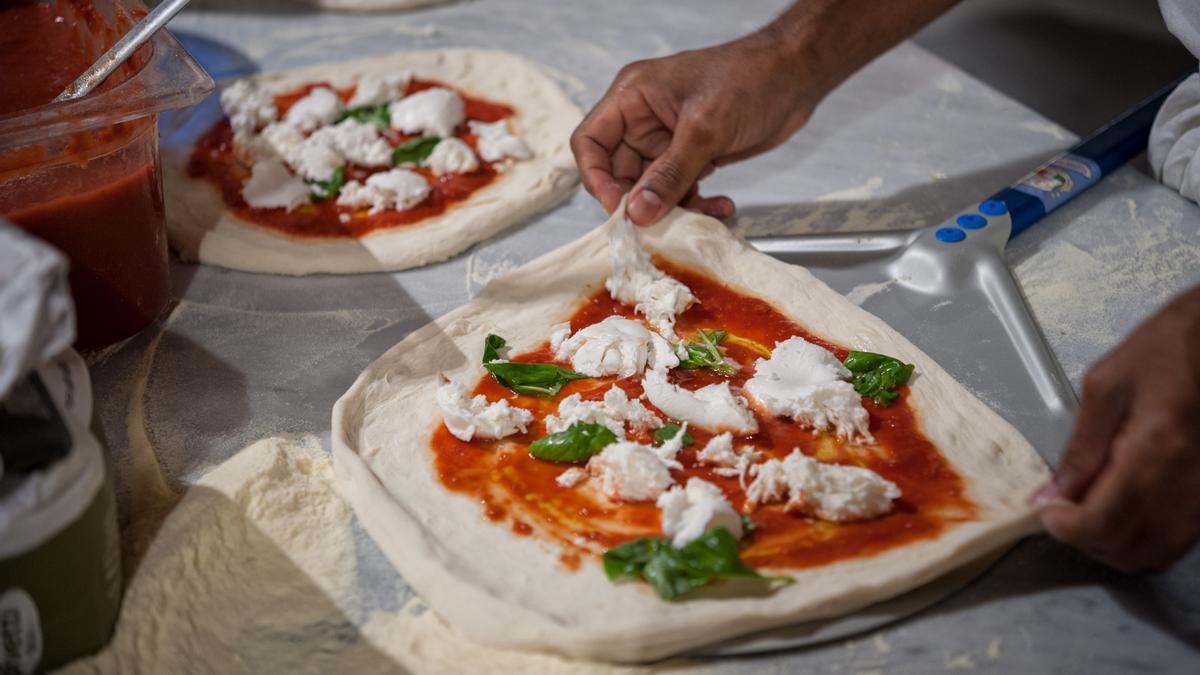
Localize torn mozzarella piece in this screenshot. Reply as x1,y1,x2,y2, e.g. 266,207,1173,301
348,72,410,107
307,118,393,168
551,316,679,379
254,122,342,182
657,478,744,548
388,87,464,137
745,458,788,508
337,169,431,215
696,433,761,481
257,122,304,161
543,385,661,438
556,467,588,488
744,336,873,442
605,215,696,338
284,87,344,133
641,369,758,434
221,79,277,133
241,158,310,211
293,138,343,183
746,450,900,521
424,137,480,175
586,441,675,502
436,378,533,442
467,119,532,162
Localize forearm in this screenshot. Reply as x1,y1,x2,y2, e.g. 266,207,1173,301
754,0,960,105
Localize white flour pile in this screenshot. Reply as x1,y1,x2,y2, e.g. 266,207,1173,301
54,433,695,674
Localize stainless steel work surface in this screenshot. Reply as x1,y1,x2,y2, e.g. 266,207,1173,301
87,0,1200,671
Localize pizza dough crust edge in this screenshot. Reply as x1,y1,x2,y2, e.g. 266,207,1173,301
163,48,581,275
331,207,1052,662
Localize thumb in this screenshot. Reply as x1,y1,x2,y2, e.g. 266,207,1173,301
626,118,720,225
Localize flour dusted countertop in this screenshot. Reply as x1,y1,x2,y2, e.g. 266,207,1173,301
84,0,1199,672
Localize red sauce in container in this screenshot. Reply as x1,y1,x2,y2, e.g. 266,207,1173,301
431,261,977,572
6,146,168,349
187,79,517,239
0,3,94,114
1,0,169,350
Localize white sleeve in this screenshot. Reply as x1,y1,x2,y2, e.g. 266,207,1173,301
1148,71,1200,204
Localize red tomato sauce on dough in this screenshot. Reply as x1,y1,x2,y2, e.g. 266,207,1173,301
187,78,515,239
431,260,977,572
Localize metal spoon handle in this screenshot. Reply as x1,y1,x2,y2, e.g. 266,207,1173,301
54,0,193,102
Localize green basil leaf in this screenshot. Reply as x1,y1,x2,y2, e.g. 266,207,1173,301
603,528,792,601
480,334,586,397
843,350,915,406
337,104,390,128
392,136,441,165
653,423,694,447
485,362,586,397
482,334,506,364
529,422,616,462
678,329,737,375
308,165,346,200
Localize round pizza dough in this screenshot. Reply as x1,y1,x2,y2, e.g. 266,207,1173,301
164,49,581,275
331,208,1051,662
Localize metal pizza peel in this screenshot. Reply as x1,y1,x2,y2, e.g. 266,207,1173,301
691,77,1184,657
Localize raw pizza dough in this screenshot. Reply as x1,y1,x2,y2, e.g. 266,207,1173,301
331,207,1051,662
164,49,581,275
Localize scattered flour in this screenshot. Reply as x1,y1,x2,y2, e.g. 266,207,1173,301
1013,208,1200,384
465,252,518,297
934,73,963,94
391,23,441,38
1018,120,1071,142
944,651,976,670
872,633,892,655
844,277,908,305
55,435,368,674
817,176,884,203
986,637,1002,660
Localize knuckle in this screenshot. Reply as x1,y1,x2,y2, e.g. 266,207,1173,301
680,107,722,146
649,159,687,191
615,59,653,83
569,126,586,153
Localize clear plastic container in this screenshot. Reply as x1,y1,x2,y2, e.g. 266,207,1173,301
0,1,213,349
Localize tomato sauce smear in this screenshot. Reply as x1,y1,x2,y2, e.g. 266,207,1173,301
431,260,977,572
187,78,515,239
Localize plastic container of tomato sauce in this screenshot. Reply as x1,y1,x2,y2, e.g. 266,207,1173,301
0,0,213,350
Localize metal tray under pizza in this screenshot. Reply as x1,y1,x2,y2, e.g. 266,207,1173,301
689,221,1078,657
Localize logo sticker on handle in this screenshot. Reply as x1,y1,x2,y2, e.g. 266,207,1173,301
1011,153,1101,215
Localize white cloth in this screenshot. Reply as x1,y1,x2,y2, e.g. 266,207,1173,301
1150,1,1200,203
0,222,74,399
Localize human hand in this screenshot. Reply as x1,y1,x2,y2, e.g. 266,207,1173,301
570,28,821,225
570,0,961,226
1036,286,1200,572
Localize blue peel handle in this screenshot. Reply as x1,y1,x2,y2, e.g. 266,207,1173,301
989,75,1186,238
